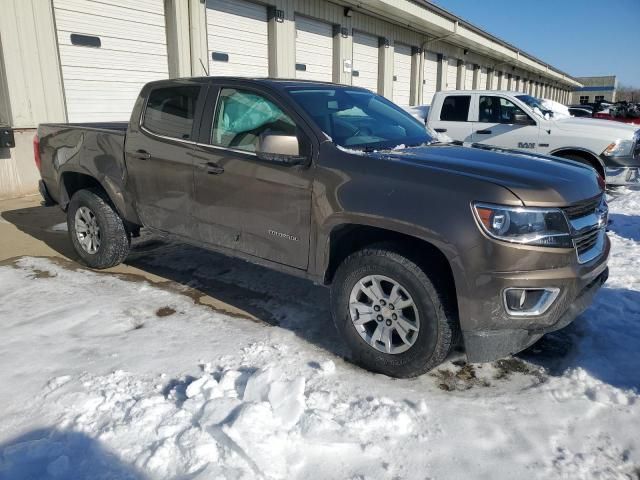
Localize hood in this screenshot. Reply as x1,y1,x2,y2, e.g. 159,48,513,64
371,144,602,206
553,117,638,137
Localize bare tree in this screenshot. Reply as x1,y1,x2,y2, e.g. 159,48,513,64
616,85,640,103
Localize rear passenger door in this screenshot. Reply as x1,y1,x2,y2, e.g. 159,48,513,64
471,95,539,151
125,81,206,236
429,95,474,142
191,85,314,270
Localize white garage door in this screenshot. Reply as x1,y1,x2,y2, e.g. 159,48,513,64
422,51,438,105
445,57,458,90
352,31,379,92
295,16,333,82
480,67,488,90
464,63,474,90
206,0,269,77
53,0,168,122
392,44,412,106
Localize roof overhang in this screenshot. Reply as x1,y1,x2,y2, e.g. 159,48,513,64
339,0,582,87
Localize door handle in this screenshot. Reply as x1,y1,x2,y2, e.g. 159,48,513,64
205,162,224,175
476,130,492,134
434,128,447,133
132,150,150,160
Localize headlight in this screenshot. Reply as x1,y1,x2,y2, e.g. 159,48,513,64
472,203,572,247
603,139,634,157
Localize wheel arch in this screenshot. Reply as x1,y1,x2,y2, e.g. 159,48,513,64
550,147,606,178
321,222,460,319
58,169,141,226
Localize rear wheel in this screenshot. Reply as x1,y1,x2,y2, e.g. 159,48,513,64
67,188,130,269
330,245,457,378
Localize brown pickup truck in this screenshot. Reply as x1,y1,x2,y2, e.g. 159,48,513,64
35,77,609,378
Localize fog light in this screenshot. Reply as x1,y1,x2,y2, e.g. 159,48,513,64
503,287,560,316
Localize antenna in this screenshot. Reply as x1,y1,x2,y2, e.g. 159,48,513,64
199,58,208,76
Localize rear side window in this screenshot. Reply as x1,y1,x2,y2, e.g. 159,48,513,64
143,86,201,140
440,95,471,122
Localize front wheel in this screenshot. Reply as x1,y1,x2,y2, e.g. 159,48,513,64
330,246,457,378
67,188,130,269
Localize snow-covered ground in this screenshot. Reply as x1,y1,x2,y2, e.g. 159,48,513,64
1,191,640,480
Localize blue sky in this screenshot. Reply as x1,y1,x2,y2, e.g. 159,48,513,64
430,0,640,87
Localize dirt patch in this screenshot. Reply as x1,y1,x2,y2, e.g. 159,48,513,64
431,362,491,391
29,268,57,279
493,358,546,383
156,306,176,318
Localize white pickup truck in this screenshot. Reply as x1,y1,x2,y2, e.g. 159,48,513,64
426,90,640,186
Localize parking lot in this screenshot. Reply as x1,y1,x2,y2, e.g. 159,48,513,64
1,191,639,479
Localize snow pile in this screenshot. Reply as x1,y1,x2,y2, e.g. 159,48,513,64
1,191,640,478
542,98,572,119
404,104,431,123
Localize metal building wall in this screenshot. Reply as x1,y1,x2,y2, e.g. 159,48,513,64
0,0,67,199
0,0,584,199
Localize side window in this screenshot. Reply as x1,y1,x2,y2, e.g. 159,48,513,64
580,95,590,104
212,88,296,152
478,96,531,124
440,95,471,121
143,86,200,140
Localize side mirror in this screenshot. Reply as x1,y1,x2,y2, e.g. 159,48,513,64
513,112,534,126
256,133,306,166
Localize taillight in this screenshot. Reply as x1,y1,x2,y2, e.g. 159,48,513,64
33,134,41,171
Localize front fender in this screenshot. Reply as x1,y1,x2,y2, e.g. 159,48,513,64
314,213,472,332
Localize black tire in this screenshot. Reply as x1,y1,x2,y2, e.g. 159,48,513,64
67,188,130,269
330,245,457,378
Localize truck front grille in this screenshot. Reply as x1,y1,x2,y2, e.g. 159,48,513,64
574,227,601,255
563,194,607,264
562,195,601,220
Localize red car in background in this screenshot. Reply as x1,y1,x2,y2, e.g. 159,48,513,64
593,103,640,125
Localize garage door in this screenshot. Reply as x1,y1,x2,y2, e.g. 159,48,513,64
206,0,269,77
422,51,438,105
53,0,168,122
295,16,333,82
464,63,474,90
445,57,458,90
480,67,488,90
392,44,412,106
352,31,379,92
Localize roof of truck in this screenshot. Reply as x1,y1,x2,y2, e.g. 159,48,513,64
184,76,350,87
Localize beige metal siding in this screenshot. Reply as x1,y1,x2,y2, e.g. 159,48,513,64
352,31,379,93
206,0,269,77
53,0,168,122
295,16,333,82
392,43,412,106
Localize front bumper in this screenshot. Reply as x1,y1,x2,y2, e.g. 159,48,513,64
462,237,610,363
605,166,640,186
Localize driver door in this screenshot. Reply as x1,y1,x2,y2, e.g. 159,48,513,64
471,95,539,152
191,85,314,270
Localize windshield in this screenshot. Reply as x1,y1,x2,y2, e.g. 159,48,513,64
516,95,553,118
288,87,433,151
